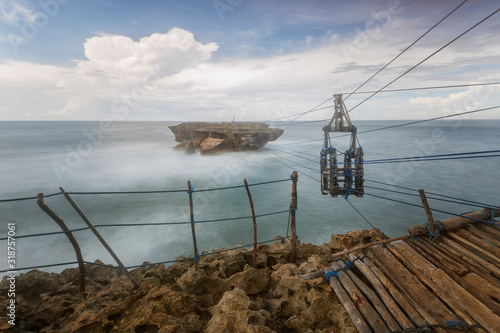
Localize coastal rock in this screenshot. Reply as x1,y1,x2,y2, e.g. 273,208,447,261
0,230,387,332
169,122,284,154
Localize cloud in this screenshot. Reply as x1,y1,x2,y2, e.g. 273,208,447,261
77,28,218,81
409,84,500,115
0,0,37,26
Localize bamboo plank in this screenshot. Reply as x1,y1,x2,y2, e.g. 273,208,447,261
388,240,500,332
331,261,390,333
325,268,371,333
386,241,476,325
437,240,500,286
454,228,500,257
368,245,456,325
461,273,500,316
409,237,468,276
446,232,500,267
475,223,500,239
346,253,414,330
336,259,400,332
407,239,500,316
362,251,428,327
468,225,500,247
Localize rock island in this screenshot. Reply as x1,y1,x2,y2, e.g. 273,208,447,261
169,122,284,155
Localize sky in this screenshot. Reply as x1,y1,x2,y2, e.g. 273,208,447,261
0,0,499,121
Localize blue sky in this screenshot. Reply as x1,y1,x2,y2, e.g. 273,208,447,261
0,0,499,121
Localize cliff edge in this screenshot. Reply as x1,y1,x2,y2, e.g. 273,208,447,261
169,122,284,155
0,229,384,333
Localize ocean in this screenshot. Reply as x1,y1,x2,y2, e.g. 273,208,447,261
1,120,499,275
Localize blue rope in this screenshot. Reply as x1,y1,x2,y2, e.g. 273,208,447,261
422,222,440,244
325,270,339,281
489,208,496,227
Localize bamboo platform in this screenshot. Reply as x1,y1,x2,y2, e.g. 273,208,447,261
300,209,500,332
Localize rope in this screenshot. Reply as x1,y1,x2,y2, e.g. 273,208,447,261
0,192,60,203
422,222,440,244
344,197,386,239
347,6,500,114
342,81,500,96
489,208,496,227
0,227,90,241
344,0,469,100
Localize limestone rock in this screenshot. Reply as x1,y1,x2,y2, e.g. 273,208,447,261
200,137,227,155
169,122,284,154
0,230,382,332
206,288,273,333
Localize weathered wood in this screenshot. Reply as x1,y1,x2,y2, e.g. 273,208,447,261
468,225,500,247
60,187,139,289
454,228,500,258
357,253,427,327
339,257,403,331
331,261,390,333
347,253,413,330
387,241,477,325
368,244,456,325
299,269,326,281
446,232,500,267
325,268,371,333
407,239,500,315
243,178,258,268
187,181,199,260
407,207,499,236
388,240,500,332
409,237,469,276
437,239,500,285
461,273,500,316
475,222,500,239
331,234,409,260
289,171,298,262
37,193,86,294
418,189,436,233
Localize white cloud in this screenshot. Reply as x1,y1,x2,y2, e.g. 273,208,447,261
0,0,37,26
409,84,500,115
1,21,500,121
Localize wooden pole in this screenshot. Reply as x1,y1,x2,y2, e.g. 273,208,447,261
418,189,436,233
37,193,86,294
243,178,258,268
330,234,410,260
289,171,298,262
59,187,139,289
325,267,371,333
187,181,199,262
407,207,499,236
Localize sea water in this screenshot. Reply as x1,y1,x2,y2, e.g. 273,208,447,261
0,120,499,274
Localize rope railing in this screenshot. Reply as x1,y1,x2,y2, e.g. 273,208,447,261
0,174,299,292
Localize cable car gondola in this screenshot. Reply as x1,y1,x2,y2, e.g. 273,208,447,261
320,94,364,198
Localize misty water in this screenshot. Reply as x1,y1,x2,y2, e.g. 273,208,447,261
1,120,499,275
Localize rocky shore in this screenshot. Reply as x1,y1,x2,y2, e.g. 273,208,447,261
0,229,384,333
169,122,284,155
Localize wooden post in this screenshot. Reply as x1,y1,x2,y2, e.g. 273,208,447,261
243,178,257,268
407,206,499,236
37,193,86,294
418,189,436,233
289,171,298,262
59,187,139,289
187,181,199,262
